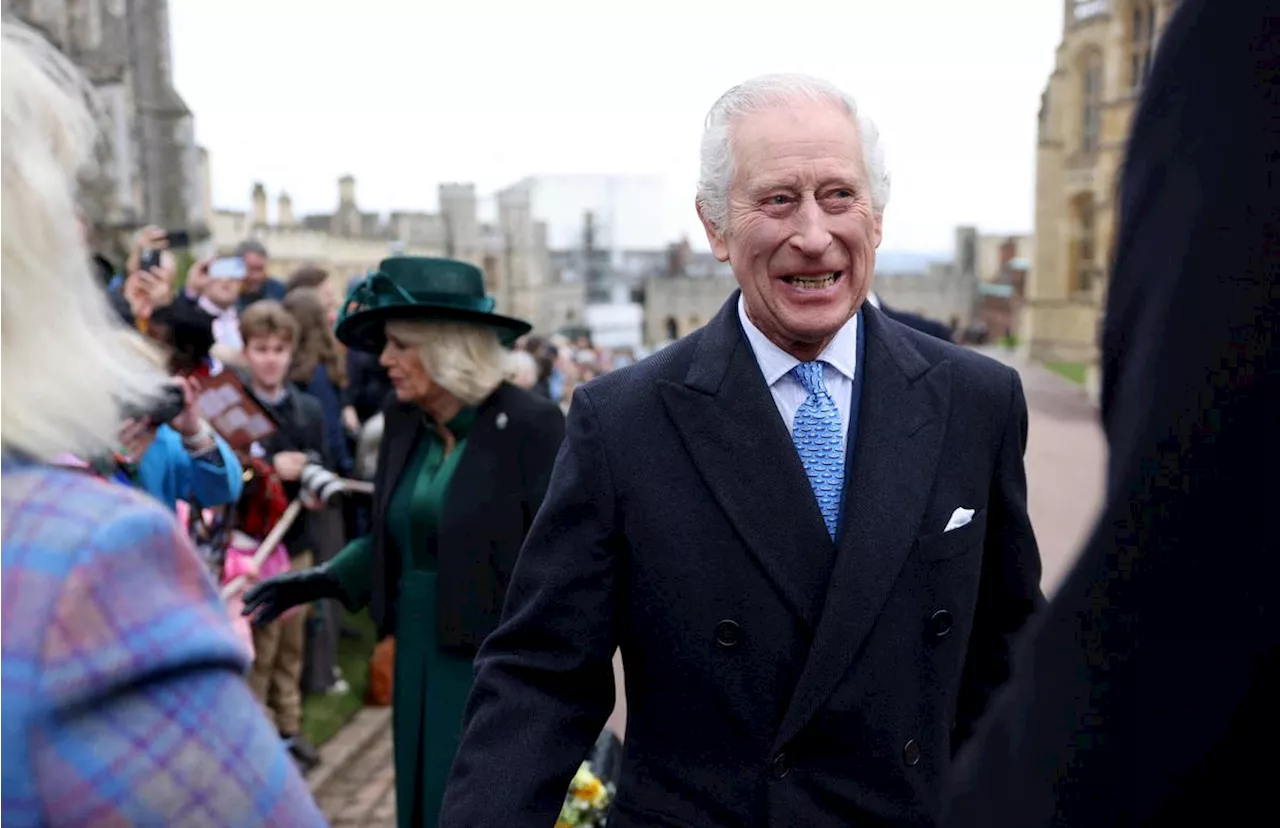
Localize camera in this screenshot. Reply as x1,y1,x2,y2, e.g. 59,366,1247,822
139,247,162,272
122,382,186,425
299,462,345,505
137,229,190,272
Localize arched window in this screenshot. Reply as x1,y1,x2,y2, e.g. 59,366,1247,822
1130,2,1158,89
665,316,679,341
1081,50,1104,154
1072,193,1100,296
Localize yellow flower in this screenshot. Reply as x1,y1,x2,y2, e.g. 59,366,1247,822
573,776,603,803
555,820,573,828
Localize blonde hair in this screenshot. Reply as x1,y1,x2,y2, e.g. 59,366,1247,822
118,328,170,370
1,22,164,462
504,349,539,387
385,320,506,407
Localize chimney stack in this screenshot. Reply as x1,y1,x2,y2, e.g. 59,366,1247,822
251,182,268,226
339,175,356,206
278,192,295,226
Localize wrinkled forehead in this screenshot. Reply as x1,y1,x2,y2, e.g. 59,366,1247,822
730,101,867,190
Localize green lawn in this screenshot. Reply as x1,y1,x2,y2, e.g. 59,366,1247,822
1045,361,1088,385
301,608,379,747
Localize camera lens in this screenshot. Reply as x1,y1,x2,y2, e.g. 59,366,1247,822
300,463,343,504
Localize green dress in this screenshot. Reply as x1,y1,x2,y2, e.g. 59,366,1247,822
327,408,478,827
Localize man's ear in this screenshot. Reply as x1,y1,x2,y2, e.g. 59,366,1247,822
696,200,731,262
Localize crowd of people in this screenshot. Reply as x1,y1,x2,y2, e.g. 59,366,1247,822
84,217,642,780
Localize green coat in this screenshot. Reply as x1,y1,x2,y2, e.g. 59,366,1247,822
327,386,566,826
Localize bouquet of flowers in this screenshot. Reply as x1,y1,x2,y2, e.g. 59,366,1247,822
556,761,615,827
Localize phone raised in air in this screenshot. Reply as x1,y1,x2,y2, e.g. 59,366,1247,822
164,229,191,248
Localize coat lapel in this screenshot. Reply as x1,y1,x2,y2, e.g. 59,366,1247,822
660,294,834,629
378,403,426,517
775,305,952,749
442,390,504,522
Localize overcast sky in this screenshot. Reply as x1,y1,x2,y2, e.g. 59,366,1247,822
170,0,1063,255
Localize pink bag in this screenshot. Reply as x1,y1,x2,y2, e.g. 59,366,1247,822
223,531,302,622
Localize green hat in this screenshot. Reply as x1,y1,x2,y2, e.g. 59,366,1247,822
334,256,532,352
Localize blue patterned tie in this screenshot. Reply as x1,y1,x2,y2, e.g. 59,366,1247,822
791,361,845,540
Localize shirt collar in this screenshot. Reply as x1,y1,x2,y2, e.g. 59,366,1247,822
198,295,235,319
737,293,859,387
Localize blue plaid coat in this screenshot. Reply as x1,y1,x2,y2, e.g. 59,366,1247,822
1,459,326,826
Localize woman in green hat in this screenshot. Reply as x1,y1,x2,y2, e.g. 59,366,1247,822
243,257,566,826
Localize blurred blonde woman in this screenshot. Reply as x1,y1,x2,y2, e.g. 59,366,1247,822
0,21,323,825
245,257,566,825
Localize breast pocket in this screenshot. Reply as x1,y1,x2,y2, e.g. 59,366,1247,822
916,508,988,563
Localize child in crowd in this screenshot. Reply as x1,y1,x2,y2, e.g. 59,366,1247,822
237,300,334,771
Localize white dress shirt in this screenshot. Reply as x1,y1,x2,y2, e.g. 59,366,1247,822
737,294,859,446
198,295,243,352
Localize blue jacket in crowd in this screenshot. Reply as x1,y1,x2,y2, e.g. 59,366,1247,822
136,424,243,511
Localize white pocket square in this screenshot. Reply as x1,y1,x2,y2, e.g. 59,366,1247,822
944,507,975,533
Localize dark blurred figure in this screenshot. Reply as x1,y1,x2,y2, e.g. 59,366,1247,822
148,299,217,376
521,335,556,399
945,1,1279,824
868,292,953,342
345,347,394,422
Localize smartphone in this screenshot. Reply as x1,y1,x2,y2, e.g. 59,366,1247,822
209,257,247,279
164,229,191,248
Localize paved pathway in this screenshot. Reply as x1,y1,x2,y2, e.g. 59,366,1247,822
974,346,1106,596
312,348,1107,822
310,708,396,827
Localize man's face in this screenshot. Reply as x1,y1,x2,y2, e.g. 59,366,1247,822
242,251,268,290
204,277,241,309
701,100,882,360
244,334,293,390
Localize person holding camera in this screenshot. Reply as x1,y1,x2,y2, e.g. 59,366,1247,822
237,299,334,770
95,328,244,516
107,226,177,334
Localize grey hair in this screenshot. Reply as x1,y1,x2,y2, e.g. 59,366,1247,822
695,73,891,233
235,238,268,258
385,320,506,407
1,21,166,462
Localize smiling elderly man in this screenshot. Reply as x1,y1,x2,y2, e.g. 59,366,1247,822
441,74,1044,828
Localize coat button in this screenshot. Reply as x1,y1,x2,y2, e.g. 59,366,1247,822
929,609,953,638
902,739,921,767
714,619,742,648
772,752,790,778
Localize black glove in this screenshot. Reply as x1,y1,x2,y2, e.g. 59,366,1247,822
241,564,345,627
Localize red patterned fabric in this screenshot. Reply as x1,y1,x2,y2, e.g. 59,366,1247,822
237,456,289,540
